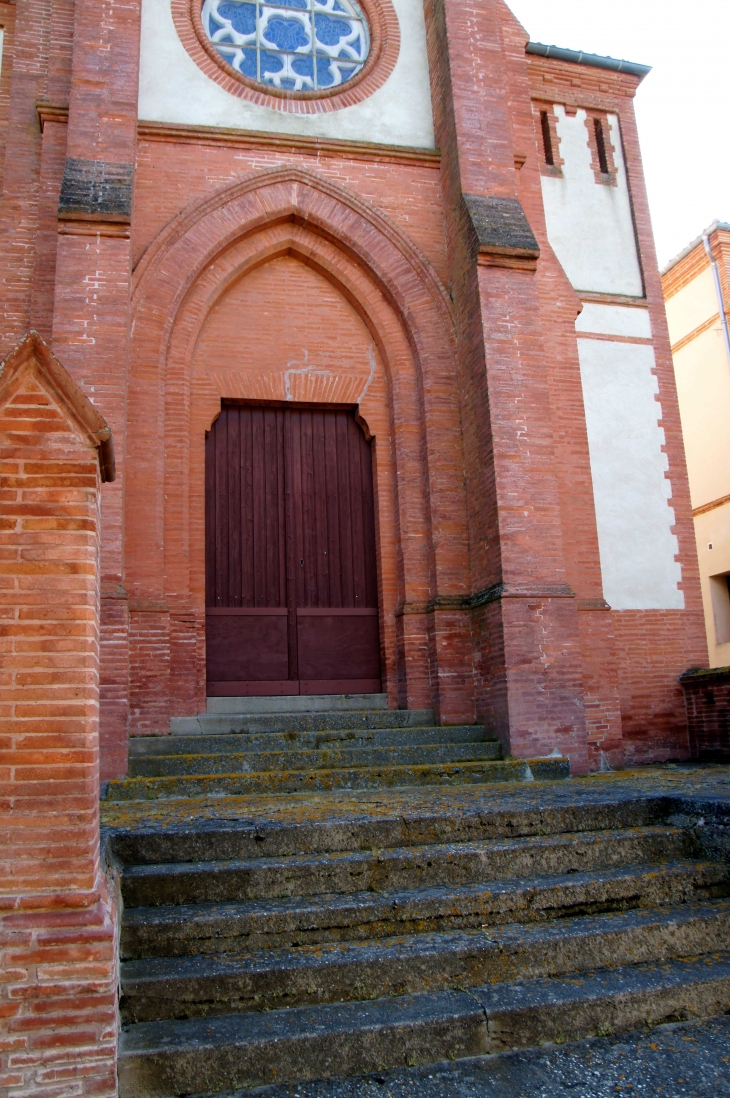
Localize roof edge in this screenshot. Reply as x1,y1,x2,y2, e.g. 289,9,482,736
526,41,651,80
0,330,116,482
661,221,730,276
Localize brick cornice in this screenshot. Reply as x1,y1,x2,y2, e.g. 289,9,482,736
137,119,441,168
396,583,576,615
36,101,69,131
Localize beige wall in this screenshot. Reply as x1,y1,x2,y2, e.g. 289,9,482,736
665,233,730,666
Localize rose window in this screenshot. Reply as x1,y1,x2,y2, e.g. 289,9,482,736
201,0,371,92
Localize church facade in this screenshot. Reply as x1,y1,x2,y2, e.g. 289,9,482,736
0,0,707,784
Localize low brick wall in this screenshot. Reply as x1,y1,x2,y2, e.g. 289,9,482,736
680,667,730,761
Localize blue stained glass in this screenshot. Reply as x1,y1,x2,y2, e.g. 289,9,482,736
217,1,257,33
315,55,336,86
291,54,315,77
262,16,310,51
238,47,258,76
260,49,285,74
313,13,350,45
201,0,369,90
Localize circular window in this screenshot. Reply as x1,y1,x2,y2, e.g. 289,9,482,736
200,0,370,92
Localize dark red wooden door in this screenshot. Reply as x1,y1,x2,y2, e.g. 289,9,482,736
205,404,381,696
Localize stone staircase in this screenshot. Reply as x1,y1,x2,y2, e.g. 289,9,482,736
106,695,568,801
103,698,730,1097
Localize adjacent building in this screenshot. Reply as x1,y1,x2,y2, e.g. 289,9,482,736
662,222,730,668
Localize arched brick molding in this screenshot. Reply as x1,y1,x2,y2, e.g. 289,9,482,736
126,167,473,730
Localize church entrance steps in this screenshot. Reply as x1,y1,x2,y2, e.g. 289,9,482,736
119,901,730,1025
206,694,390,716
169,708,434,736
129,724,485,759
105,756,565,801
103,767,730,1096
118,827,695,910
126,739,501,779
117,953,730,1097
121,861,727,959
107,705,575,802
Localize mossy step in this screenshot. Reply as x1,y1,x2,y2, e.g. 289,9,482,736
106,758,571,804
170,709,435,737
117,951,730,1097
119,825,692,909
127,741,500,779
129,725,491,758
105,794,672,868
120,860,730,958
119,899,730,1023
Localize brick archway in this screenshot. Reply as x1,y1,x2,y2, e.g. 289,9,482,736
126,167,473,731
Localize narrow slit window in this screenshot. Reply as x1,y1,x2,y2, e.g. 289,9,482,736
540,110,554,166
593,117,610,175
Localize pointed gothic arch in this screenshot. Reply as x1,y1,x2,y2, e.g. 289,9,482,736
125,167,474,725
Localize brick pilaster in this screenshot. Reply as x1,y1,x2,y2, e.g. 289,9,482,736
0,332,118,1098
50,0,143,775
424,0,588,769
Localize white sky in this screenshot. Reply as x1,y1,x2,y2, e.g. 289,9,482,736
504,0,730,268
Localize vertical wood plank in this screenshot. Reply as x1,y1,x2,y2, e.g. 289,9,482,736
227,404,242,607
324,412,341,606
240,406,254,607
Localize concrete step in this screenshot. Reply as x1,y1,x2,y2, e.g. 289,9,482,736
127,741,501,779
206,694,390,715
170,710,435,737
119,825,694,909
104,757,567,803
107,795,671,868
119,898,730,1023
117,951,730,1097
120,860,730,958
128,725,490,759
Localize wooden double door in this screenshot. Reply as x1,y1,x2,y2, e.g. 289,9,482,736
205,404,381,696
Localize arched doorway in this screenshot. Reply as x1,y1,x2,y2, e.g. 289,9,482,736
205,402,381,696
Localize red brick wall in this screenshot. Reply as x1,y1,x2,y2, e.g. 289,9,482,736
0,0,706,777
0,334,118,1098
525,45,708,762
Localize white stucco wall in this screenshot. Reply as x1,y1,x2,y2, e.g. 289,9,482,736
541,107,643,296
138,0,435,148
577,338,684,610
576,303,651,338
664,266,718,346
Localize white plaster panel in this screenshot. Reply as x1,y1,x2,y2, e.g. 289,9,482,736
664,266,717,346
139,0,435,148
576,303,651,338
540,108,643,296
577,338,684,610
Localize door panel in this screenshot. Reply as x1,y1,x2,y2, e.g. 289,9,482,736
206,609,288,685
296,609,381,681
205,404,381,695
